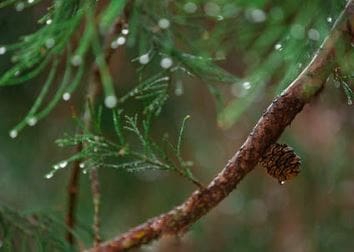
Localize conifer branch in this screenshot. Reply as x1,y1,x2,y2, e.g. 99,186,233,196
88,1,354,251
65,67,101,246
65,11,131,247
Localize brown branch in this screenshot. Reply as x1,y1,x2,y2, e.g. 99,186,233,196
88,1,354,251
66,144,82,245
65,67,102,246
87,72,103,247
90,168,102,246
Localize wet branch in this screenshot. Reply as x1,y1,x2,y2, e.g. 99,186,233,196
65,14,130,247
88,1,354,251
66,144,82,244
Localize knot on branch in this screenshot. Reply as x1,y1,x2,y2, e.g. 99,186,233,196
259,143,301,184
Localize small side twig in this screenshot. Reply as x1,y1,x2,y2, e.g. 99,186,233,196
65,143,82,245
65,4,133,246
90,167,102,246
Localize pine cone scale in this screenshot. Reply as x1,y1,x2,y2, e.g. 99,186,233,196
259,143,301,183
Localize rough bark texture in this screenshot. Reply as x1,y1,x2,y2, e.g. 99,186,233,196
89,1,354,251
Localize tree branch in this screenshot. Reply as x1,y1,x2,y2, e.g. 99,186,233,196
65,12,130,247
88,1,354,251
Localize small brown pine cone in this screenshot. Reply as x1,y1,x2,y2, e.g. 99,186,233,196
259,143,301,183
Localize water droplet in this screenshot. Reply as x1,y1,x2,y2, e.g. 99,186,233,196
122,28,129,35
139,54,150,65
45,38,55,48
116,36,126,45
333,79,340,88
215,50,226,60
71,55,82,66
9,130,18,139
111,40,119,49
15,2,25,11
216,15,224,21
11,55,18,63
62,92,71,101
0,46,6,55
280,181,285,185
269,7,284,21
82,169,87,174
248,8,267,23
204,2,221,17
104,95,117,108
290,24,304,40
160,57,173,69
175,80,184,96
274,43,283,51
231,83,240,97
45,172,54,179
27,117,37,126
327,17,332,23
158,18,170,29
46,19,52,25
202,31,210,40
53,164,60,170
242,81,251,90
14,70,20,76
185,161,194,166
222,3,240,18
184,2,197,13
348,98,352,105
59,161,68,168
79,163,85,168
23,36,31,42
308,28,320,41
28,0,34,3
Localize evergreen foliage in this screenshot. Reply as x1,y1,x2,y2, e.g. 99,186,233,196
0,0,353,250
49,111,200,186
0,204,88,251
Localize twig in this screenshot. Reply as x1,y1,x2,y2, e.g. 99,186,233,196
88,1,354,251
86,71,102,247
65,11,131,247
66,143,83,245
65,63,102,246
90,167,102,246
87,4,134,246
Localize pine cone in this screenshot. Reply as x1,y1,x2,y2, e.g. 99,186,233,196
259,143,301,184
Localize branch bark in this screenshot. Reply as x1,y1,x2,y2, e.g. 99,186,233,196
89,1,354,251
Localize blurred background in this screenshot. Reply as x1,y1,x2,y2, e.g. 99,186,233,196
0,1,354,251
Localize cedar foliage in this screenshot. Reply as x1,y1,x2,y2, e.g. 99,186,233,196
0,0,353,251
